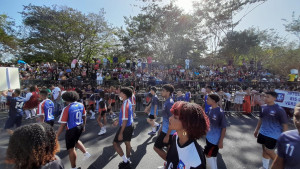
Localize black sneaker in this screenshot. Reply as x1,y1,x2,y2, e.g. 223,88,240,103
118,161,131,169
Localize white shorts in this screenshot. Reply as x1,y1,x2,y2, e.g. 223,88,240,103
71,63,76,69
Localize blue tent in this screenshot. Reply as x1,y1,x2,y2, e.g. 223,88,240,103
17,60,26,64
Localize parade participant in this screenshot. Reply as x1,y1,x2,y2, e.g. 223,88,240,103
107,86,117,119
23,86,39,119
271,102,300,169
129,86,136,119
50,84,62,117
176,90,185,102
165,101,209,169
6,123,64,169
57,91,91,169
37,90,55,126
2,89,26,134
185,87,192,102
254,91,288,169
112,87,134,169
146,86,160,135
204,94,227,169
154,84,175,160
97,91,108,136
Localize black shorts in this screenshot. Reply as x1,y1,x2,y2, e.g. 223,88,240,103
100,110,107,116
45,120,54,127
111,102,115,107
4,116,22,129
154,132,173,149
257,133,277,149
148,114,155,119
65,125,83,150
204,139,219,157
113,125,134,143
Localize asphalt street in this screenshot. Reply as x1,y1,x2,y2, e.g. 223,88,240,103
0,112,295,169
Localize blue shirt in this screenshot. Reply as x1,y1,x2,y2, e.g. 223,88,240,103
185,92,191,102
37,99,55,122
162,97,175,134
7,96,26,117
259,104,288,139
119,99,133,127
277,129,300,169
58,102,86,130
150,95,159,116
113,56,118,63
176,95,185,102
206,107,226,145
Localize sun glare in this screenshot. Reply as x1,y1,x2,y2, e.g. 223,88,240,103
174,0,194,13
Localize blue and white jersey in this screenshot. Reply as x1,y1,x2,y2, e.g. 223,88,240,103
206,107,226,145
37,99,55,122
7,96,26,117
58,102,86,130
176,95,185,102
259,104,288,139
150,95,159,116
118,99,133,127
162,97,175,135
277,129,300,169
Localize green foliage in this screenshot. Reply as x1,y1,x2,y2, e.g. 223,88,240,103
20,4,112,63
0,14,18,53
283,12,300,46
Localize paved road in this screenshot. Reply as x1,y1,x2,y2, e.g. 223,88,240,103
0,112,295,169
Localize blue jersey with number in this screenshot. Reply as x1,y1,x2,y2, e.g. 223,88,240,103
118,99,133,127
185,92,191,102
37,99,55,122
7,96,26,117
259,104,288,139
277,129,300,169
58,102,86,130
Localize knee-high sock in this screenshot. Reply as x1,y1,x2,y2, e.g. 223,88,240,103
207,157,217,169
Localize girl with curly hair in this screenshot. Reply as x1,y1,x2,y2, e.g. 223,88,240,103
166,101,210,169
6,123,64,169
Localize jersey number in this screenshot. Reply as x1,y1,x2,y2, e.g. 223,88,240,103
48,108,54,119
75,110,82,123
15,102,24,109
285,144,295,156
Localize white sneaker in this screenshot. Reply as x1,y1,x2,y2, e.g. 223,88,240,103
90,116,95,119
83,152,91,160
98,129,106,135
25,116,31,120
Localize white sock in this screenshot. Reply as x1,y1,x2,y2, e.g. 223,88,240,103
154,122,159,127
207,157,217,169
103,126,106,130
127,157,130,161
84,152,90,155
262,157,270,169
31,109,36,116
152,127,156,132
122,155,128,163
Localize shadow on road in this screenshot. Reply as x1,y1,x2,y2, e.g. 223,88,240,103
88,145,118,169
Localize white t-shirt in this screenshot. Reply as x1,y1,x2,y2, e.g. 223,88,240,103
126,60,131,63
52,87,61,100
25,92,33,101
185,59,190,65
96,73,103,80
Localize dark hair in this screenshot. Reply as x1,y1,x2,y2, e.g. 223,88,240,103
265,91,278,98
162,84,174,94
206,86,213,90
120,87,132,98
99,91,105,98
62,91,79,102
150,86,157,93
14,89,21,95
170,101,210,140
208,94,220,103
6,123,60,169
39,90,48,97
29,86,36,92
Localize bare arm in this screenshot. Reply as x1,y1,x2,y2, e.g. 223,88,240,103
254,119,262,138
56,123,66,137
154,105,158,118
218,128,226,149
282,123,288,132
271,156,284,169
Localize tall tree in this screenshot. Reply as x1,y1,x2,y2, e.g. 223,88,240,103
283,12,300,47
0,14,18,53
20,4,111,63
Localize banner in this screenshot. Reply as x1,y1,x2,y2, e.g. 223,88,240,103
275,89,300,108
0,67,20,91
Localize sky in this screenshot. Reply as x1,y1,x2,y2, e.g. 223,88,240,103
0,0,300,43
